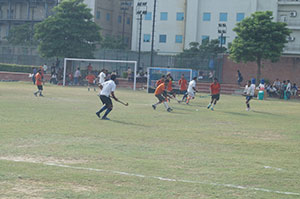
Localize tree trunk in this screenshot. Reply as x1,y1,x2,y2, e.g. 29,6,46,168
256,57,261,84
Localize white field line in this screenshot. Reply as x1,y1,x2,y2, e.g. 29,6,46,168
0,157,299,197
264,166,284,171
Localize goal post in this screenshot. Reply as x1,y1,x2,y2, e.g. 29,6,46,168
63,58,138,90
147,67,193,93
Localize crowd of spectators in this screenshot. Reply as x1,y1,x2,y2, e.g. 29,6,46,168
265,78,298,99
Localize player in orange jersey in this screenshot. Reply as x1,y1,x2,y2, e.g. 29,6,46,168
207,78,221,111
155,75,165,88
178,74,188,102
86,72,96,91
152,79,172,112
166,73,181,103
34,69,44,97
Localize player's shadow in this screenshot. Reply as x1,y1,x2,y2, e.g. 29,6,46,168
222,111,250,117
252,110,280,116
111,120,150,127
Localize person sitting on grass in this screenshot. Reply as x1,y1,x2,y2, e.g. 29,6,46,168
291,83,298,96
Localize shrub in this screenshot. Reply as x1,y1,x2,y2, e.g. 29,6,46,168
0,63,37,73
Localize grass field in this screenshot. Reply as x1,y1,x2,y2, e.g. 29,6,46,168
0,82,300,199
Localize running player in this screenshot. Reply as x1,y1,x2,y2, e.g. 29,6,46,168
152,79,173,112
207,78,221,111
86,72,96,91
98,69,107,85
186,77,198,104
96,74,118,120
34,69,44,97
155,75,165,88
166,73,181,103
243,79,256,111
178,74,188,102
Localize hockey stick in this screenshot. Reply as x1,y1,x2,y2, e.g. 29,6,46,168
198,94,211,98
116,99,129,106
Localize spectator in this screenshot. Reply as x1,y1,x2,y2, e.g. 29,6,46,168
32,67,37,85
74,68,81,85
266,84,277,97
50,73,57,84
127,67,132,81
237,70,243,86
273,78,281,90
291,83,298,96
98,69,107,85
258,79,265,90
87,63,93,73
51,63,56,75
286,80,291,100
43,63,48,74
280,80,286,99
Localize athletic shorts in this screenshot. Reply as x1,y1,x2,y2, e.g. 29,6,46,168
246,96,253,101
155,94,166,103
187,92,195,98
212,94,220,101
168,90,175,95
180,90,187,95
100,95,112,106
37,85,43,90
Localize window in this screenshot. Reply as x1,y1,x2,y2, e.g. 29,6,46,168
118,16,122,23
160,12,168,21
106,13,110,21
159,34,167,43
203,12,211,21
127,17,130,25
219,13,228,21
236,13,245,22
125,37,129,44
218,36,226,45
175,35,183,43
144,34,150,42
145,12,152,20
96,11,100,19
176,12,184,21
202,35,209,44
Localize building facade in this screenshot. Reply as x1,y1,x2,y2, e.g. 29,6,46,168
0,0,58,40
84,0,133,48
132,0,300,55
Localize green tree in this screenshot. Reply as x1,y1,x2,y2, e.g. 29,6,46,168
6,23,37,46
34,0,101,58
229,11,291,81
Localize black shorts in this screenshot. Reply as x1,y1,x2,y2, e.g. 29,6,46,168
155,94,166,103
37,85,43,90
180,90,187,95
212,94,220,101
246,96,253,101
100,95,112,106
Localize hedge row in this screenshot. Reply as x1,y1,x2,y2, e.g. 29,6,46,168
0,63,36,73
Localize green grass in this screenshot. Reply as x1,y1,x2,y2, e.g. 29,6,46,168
0,82,300,199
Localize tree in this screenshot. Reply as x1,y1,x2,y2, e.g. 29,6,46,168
229,11,291,81
6,23,37,46
34,0,101,58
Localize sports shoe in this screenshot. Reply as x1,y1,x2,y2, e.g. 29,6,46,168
96,112,100,118
152,105,156,110
211,107,214,111
34,93,37,97
207,104,211,109
246,108,250,111
167,108,173,112
39,94,44,97
101,117,110,120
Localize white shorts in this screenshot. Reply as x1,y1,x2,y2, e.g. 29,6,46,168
187,92,195,98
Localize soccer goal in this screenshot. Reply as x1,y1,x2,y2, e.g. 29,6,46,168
147,67,193,93
63,58,138,90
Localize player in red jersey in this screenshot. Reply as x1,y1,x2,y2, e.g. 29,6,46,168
207,78,221,111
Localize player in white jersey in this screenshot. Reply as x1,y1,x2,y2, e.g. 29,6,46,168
96,74,118,120
186,77,198,104
243,79,256,111
98,69,107,85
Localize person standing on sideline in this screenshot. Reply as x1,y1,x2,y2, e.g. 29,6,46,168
96,75,119,120
286,80,291,100
244,79,256,111
43,63,48,74
32,67,37,85
152,79,173,112
34,70,44,97
207,78,221,111
74,68,81,85
186,77,198,104
98,69,107,85
237,70,243,86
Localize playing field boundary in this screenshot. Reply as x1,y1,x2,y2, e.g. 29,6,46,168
1,157,299,197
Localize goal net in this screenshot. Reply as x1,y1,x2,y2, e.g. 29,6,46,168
63,58,138,90
147,67,193,93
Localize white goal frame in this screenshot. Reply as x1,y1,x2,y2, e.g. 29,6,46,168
63,58,138,91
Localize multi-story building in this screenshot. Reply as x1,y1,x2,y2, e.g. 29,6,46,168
84,0,133,48
131,0,300,55
0,0,58,40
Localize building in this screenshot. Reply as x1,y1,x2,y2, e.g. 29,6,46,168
131,0,300,55
84,0,133,48
0,0,58,41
